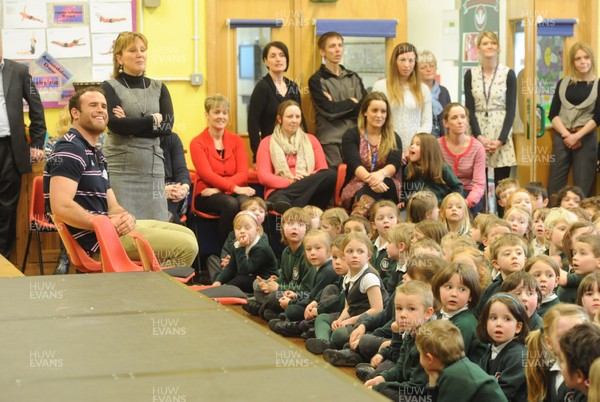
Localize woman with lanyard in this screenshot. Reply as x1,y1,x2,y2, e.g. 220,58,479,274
340,91,402,217
547,42,600,198
464,31,517,207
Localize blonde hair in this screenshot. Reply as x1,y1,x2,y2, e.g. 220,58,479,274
233,212,261,235
450,246,492,290
416,320,465,365
387,223,415,250
440,233,477,252
112,31,148,78
590,357,600,402
406,190,438,223
370,200,400,240
495,178,519,198
544,207,578,232
396,280,434,309
321,208,349,232
204,94,230,113
506,189,534,210
303,205,324,219
503,205,534,249
386,42,424,107
340,232,374,257
526,304,587,402
55,105,71,136
440,193,471,235
476,31,500,62
303,229,332,250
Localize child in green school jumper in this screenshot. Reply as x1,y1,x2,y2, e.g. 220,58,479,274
501,271,543,330
270,235,348,338
431,263,487,363
524,254,561,317
279,229,339,322
416,320,508,402
477,293,530,402
364,281,435,400
473,234,528,317
214,211,278,293
558,234,600,305
254,208,316,321
369,200,399,289
305,232,387,354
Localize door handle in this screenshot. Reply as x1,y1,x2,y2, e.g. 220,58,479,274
536,104,546,138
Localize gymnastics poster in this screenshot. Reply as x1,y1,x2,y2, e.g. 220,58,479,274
3,0,48,29
2,28,46,60
0,0,136,108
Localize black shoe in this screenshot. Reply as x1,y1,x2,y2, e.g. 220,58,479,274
272,320,304,337
267,200,291,215
323,348,364,367
53,250,70,275
355,363,376,382
268,318,283,332
262,308,280,322
242,300,261,316
305,338,334,355
301,328,316,339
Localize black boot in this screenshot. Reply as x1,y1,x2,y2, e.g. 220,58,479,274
53,245,70,275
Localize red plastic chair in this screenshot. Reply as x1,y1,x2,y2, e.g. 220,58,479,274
90,215,146,273
51,214,103,274
189,285,248,305
22,176,56,275
128,230,195,283
334,163,347,208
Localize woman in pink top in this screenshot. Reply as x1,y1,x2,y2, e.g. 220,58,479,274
438,103,486,216
257,100,336,214
190,94,256,246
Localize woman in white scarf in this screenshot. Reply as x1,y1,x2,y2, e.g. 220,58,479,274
257,100,337,214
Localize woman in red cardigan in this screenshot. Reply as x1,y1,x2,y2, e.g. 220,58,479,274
257,100,336,214
190,94,256,246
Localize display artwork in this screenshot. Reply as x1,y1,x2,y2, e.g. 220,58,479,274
1,0,135,108
536,36,564,125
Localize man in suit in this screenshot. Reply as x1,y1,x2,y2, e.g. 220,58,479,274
0,37,47,257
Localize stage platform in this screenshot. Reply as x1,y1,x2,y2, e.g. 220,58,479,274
0,271,387,401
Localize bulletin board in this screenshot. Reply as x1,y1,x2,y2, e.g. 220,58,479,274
1,0,136,108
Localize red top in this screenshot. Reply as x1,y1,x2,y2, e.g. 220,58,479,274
256,134,329,199
438,136,486,208
190,127,249,194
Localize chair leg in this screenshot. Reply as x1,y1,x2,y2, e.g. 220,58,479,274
21,230,33,273
34,229,44,276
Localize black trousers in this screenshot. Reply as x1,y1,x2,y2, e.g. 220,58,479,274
548,131,598,197
0,139,22,258
195,192,248,248
267,169,337,210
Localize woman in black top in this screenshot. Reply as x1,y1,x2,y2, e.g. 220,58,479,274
247,41,303,163
548,42,600,197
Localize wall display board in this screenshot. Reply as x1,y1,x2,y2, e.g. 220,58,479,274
1,0,136,108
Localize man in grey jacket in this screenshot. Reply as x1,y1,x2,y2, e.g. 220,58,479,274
309,32,367,168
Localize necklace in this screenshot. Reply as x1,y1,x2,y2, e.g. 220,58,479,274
122,75,147,117
481,64,499,117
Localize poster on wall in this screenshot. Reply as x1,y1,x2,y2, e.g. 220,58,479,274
536,36,564,125
1,0,136,108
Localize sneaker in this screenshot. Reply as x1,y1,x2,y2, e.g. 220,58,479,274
272,320,304,337
305,338,334,355
242,300,261,316
323,348,364,367
355,363,376,382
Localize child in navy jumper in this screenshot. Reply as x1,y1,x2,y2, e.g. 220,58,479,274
477,293,529,402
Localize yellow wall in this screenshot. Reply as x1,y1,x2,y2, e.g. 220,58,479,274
39,1,208,167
